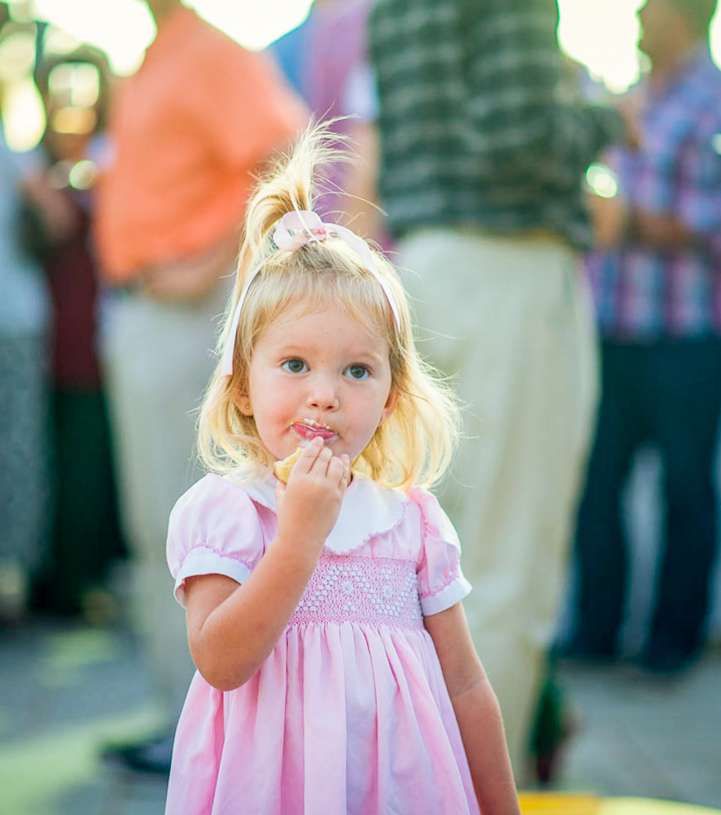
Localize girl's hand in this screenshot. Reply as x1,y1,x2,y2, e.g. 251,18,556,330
276,438,351,553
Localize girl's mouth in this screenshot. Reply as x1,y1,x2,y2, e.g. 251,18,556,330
290,418,337,442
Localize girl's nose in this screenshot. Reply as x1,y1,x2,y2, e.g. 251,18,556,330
307,377,339,411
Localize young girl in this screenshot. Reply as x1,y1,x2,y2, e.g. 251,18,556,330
165,127,520,815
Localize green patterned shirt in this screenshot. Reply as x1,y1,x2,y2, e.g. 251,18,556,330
368,0,624,248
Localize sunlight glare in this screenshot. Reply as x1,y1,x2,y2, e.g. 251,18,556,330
559,0,721,92
558,0,644,92
32,0,313,74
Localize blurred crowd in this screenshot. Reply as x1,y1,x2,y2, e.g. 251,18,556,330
1,0,720,794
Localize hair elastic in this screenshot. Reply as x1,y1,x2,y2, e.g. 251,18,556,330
220,210,401,376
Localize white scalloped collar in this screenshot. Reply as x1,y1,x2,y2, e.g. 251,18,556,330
233,472,408,555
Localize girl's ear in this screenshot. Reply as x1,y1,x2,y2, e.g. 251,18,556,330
236,392,253,416
381,387,399,424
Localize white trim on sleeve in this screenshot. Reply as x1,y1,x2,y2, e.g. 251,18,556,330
174,547,251,607
421,575,472,616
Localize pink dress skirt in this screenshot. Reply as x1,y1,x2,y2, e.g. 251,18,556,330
165,473,478,815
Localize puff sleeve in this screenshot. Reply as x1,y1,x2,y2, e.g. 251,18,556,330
166,474,265,607
411,488,472,616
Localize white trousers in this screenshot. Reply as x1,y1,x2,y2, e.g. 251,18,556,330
101,280,229,719
398,228,598,778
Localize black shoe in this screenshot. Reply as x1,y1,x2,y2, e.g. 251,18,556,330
101,730,174,776
638,648,696,678
555,637,618,665
534,707,581,786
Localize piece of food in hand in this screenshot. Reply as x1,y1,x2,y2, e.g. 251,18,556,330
273,446,358,483
273,447,304,483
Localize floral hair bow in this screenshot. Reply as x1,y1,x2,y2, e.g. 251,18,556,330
220,210,401,376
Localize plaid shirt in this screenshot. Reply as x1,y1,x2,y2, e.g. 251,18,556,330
368,0,622,248
587,49,721,339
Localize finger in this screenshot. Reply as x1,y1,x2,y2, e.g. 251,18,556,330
339,454,351,487
299,437,324,473
328,456,345,486
310,444,333,476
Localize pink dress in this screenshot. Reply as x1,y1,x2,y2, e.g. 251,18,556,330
165,472,478,815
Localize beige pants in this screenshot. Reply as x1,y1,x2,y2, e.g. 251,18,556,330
101,279,230,719
398,228,598,779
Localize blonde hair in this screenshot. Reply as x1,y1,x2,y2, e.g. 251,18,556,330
198,124,459,490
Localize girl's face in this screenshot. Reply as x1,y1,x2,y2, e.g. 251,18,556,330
238,302,396,463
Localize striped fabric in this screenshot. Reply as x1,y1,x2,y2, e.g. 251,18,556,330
587,49,721,338
368,0,622,248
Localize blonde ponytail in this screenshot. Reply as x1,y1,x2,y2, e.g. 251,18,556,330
238,124,344,278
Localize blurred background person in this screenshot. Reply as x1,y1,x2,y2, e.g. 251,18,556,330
95,0,306,774
567,0,721,677
268,0,319,99
270,0,382,243
20,48,127,621
369,0,634,784
0,77,50,626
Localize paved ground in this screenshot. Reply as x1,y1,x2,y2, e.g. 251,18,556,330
0,615,719,815
557,655,721,807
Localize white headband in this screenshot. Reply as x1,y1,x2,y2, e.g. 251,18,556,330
220,210,401,376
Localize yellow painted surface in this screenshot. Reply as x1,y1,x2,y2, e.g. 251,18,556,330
602,800,721,815
519,794,721,815
519,793,602,815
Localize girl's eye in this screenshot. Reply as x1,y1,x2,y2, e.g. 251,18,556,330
345,364,370,381
281,358,308,374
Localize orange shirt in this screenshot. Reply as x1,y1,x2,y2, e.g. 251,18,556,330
96,7,307,282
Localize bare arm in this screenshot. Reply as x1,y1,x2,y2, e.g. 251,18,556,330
185,537,320,691
141,230,241,303
588,193,703,252
21,172,82,244
589,96,719,254
631,209,699,251
140,146,295,303
185,439,350,690
425,604,520,815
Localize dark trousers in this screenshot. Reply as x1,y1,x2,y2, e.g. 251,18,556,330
33,388,126,614
573,337,721,659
